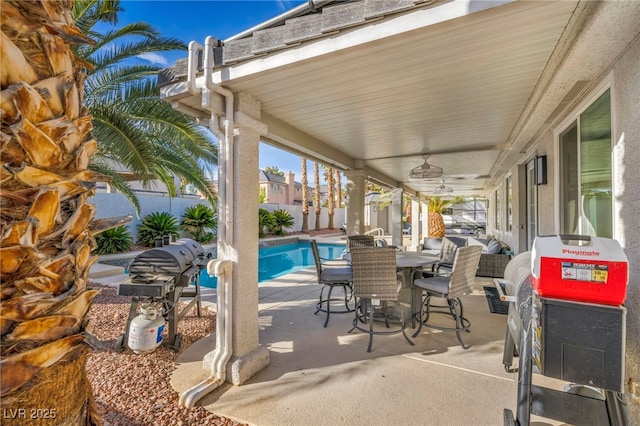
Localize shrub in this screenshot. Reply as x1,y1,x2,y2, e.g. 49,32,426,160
270,209,294,236
94,226,133,255
258,208,274,238
137,211,180,247
181,204,217,243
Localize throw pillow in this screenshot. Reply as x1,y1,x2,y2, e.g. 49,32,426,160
487,239,502,254
375,239,389,247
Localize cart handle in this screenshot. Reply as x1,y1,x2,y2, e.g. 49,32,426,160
557,234,591,245
494,278,516,303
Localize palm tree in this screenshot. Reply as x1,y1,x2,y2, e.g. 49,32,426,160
335,170,342,208
300,157,309,232
73,0,218,213
427,196,466,238
327,167,335,229
180,203,217,243
264,166,284,176
313,162,321,231
0,0,126,421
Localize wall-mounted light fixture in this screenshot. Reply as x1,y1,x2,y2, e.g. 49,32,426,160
536,155,547,185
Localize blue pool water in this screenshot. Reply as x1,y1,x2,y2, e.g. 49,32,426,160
201,242,345,288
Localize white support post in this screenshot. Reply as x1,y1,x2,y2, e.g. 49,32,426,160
391,188,403,248
343,170,366,235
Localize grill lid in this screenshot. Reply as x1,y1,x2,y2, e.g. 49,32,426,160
128,238,205,283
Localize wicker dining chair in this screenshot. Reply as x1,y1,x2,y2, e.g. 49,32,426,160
347,235,375,251
412,245,482,349
310,240,354,327
348,247,414,352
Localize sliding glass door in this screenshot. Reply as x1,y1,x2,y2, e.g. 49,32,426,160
526,160,537,249
559,89,612,238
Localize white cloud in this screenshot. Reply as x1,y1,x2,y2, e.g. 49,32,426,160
136,52,168,66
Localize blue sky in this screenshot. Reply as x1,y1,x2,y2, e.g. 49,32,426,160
117,0,317,181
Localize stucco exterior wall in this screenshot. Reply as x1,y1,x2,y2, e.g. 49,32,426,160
529,36,640,412
484,28,639,414
535,129,556,236
613,35,640,414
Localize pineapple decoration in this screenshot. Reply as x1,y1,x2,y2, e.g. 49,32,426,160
1,1,129,423
427,196,464,238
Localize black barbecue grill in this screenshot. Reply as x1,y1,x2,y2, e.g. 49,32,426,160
495,252,627,426
116,237,212,352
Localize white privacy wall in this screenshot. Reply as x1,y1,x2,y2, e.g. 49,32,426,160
91,193,344,240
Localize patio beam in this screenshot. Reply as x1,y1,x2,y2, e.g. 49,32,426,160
261,112,354,170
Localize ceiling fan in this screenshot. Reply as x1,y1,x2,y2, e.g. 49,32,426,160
433,178,453,194
408,155,443,179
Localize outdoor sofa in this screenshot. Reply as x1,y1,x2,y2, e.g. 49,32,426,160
418,236,512,278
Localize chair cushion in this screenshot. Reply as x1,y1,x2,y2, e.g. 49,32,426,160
413,276,450,297
320,267,353,283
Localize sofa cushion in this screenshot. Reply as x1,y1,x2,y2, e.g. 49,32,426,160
467,237,490,252
423,238,443,251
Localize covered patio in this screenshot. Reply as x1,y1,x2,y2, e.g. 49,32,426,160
159,0,640,422
171,249,526,425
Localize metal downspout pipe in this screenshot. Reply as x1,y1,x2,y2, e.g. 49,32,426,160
204,35,236,394
179,37,236,409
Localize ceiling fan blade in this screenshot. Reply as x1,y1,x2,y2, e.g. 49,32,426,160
368,145,499,161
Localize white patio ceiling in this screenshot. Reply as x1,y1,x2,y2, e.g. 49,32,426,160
165,0,582,196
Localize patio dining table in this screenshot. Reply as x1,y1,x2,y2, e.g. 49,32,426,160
342,250,439,326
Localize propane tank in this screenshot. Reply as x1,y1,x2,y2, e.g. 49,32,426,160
128,304,165,354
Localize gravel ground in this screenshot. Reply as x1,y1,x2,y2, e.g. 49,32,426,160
85,284,246,426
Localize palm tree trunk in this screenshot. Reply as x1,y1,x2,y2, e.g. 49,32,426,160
313,162,320,231
1,1,125,423
335,170,342,208
300,157,308,232
327,167,335,229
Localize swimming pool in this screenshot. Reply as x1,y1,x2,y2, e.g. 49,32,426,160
201,241,345,288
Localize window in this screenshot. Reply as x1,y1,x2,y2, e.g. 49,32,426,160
559,89,612,237
506,176,512,232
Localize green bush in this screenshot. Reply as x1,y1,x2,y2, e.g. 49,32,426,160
258,208,274,238
270,209,294,236
137,211,180,247
181,204,217,243
94,226,133,255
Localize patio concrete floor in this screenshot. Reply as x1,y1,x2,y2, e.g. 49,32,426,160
169,267,564,425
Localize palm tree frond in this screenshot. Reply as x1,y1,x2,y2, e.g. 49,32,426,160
89,161,142,215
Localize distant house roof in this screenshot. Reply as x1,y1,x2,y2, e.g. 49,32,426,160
258,170,313,190
259,170,286,183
